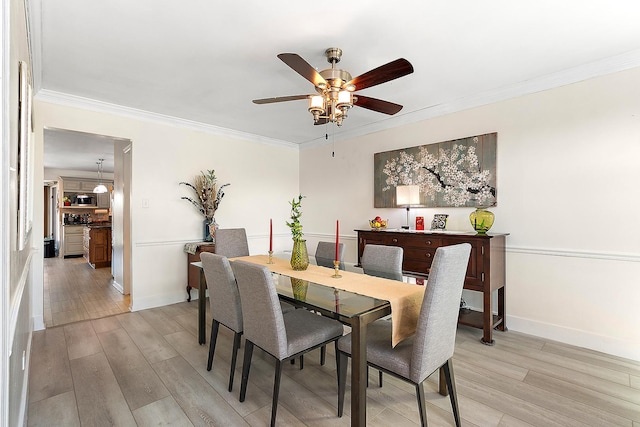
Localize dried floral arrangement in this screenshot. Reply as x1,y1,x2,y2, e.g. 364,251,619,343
180,170,230,220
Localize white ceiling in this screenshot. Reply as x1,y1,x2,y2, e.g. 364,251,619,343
33,1,640,169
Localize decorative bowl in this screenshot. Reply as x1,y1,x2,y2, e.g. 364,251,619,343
369,219,388,230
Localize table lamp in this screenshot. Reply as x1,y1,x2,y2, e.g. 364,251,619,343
396,185,421,229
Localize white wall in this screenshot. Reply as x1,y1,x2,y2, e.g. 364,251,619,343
300,66,640,360
3,0,35,425
29,63,640,365
32,101,301,319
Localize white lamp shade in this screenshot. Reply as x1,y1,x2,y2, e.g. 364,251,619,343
308,95,325,112
396,184,420,206
336,90,352,108
93,184,108,194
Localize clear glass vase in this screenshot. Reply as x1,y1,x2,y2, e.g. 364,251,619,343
290,240,309,271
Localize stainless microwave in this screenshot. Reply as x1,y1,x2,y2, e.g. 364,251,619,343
75,194,94,205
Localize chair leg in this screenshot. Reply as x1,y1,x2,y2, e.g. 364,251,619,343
443,359,461,427
337,350,348,417
228,332,242,392
271,360,283,427
206,320,220,371
379,370,383,387
415,381,428,427
320,345,326,365
239,341,254,402
299,355,304,370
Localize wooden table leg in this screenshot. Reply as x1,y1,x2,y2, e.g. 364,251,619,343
198,268,206,345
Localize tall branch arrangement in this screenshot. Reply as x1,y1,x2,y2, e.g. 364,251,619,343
285,194,305,242
180,170,230,220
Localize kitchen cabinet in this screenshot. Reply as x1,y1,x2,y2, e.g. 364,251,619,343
96,192,111,209
83,226,112,268
63,225,85,257
59,176,113,208
356,229,508,345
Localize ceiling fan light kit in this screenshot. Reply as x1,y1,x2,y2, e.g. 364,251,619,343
254,47,414,127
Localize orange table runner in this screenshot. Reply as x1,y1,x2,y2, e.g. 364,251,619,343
233,255,425,347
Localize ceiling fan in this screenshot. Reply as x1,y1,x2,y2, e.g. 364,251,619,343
252,48,414,126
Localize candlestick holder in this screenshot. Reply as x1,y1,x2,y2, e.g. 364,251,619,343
332,260,342,278
267,250,274,264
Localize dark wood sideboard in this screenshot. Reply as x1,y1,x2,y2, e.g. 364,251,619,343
355,229,508,344
186,243,216,302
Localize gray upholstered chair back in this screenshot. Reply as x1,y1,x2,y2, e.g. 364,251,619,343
200,252,243,333
410,243,471,383
215,228,250,258
361,244,404,281
315,241,345,270
231,260,288,359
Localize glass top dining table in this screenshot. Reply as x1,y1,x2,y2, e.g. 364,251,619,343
191,255,442,426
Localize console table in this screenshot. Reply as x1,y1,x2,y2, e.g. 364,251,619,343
355,229,508,344
184,242,216,302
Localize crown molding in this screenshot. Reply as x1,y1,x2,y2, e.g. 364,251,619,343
300,48,640,150
33,48,640,152
35,90,300,151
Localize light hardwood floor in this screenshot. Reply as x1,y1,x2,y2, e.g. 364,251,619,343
28,299,640,426
43,256,130,327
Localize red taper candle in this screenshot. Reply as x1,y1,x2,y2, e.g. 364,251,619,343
335,220,339,261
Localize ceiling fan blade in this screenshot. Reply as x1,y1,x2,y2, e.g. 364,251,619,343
347,58,414,91
277,53,328,88
354,95,403,115
252,95,308,104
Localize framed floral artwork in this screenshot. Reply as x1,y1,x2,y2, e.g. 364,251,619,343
374,132,497,208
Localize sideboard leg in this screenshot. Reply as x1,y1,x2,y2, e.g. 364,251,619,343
481,289,494,345
186,285,192,302
497,286,507,331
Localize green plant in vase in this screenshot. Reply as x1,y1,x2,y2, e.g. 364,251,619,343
286,194,309,270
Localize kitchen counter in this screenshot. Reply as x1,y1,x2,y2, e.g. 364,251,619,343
86,223,112,229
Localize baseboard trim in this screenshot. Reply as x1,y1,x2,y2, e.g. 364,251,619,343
130,289,199,312
506,315,640,362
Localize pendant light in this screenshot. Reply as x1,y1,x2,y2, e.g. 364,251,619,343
93,159,108,194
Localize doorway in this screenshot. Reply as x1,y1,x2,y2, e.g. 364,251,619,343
43,128,132,327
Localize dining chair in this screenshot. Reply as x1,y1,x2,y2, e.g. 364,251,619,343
313,241,345,366
231,260,344,427
361,244,404,281
214,228,250,258
213,227,296,315
201,252,243,392
360,243,404,385
337,243,471,427
315,241,345,270
201,252,295,391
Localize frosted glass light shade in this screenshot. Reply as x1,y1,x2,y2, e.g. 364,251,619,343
308,95,325,113
396,185,420,206
93,184,108,194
